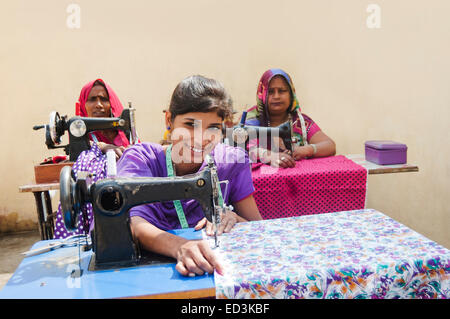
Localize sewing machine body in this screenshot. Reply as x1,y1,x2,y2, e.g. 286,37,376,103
59,163,218,271
223,111,295,152
34,107,137,161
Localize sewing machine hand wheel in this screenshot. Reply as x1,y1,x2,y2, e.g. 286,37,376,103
49,111,63,144
60,166,83,232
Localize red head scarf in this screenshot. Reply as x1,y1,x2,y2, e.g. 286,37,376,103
75,79,130,147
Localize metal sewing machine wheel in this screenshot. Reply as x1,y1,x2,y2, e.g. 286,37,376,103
33,111,68,152
48,111,65,146
59,165,85,231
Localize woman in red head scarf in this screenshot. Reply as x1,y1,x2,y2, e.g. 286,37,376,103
53,79,132,239
76,79,130,158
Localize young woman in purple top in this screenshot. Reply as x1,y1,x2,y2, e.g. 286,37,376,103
116,75,262,277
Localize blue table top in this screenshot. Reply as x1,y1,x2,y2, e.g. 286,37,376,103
0,228,215,299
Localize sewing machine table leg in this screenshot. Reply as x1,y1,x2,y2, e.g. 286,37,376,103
33,191,54,240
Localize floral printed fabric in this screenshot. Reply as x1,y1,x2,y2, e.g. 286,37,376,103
212,209,450,299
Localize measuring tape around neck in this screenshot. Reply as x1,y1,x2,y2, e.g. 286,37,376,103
165,144,227,229
165,144,189,229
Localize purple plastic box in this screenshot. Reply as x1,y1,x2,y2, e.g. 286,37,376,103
364,140,407,165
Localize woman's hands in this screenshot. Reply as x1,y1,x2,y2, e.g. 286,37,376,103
175,209,239,277
254,130,337,168
194,209,238,236
175,210,239,277
292,144,314,161
175,239,224,276
97,142,126,159
273,150,296,168
131,216,224,277
131,198,261,278
256,148,296,168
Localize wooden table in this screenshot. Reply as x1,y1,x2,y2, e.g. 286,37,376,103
19,183,59,240
345,154,419,174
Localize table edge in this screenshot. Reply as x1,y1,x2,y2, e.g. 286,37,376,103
121,287,216,299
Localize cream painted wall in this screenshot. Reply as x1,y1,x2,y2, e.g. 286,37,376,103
1,1,448,247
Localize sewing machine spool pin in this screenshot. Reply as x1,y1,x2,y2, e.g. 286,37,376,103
128,102,138,145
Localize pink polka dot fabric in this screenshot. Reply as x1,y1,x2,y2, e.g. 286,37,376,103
53,143,107,239
251,155,367,219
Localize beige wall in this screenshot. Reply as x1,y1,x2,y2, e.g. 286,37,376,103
1,1,449,247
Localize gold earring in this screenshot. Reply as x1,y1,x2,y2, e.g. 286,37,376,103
164,126,171,141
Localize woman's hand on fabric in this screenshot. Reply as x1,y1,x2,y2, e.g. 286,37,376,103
175,239,224,276
217,209,238,235
97,142,126,159
194,209,238,236
269,150,296,168
292,145,313,160
112,146,126,158
194,217,212,234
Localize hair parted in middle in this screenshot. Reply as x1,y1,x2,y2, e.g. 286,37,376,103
168,75,233,121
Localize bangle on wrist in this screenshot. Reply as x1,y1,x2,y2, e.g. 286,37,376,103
259,148,268,160
310,144,317,156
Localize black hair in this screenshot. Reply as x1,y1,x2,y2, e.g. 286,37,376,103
92,79,109,99
168,75,232,120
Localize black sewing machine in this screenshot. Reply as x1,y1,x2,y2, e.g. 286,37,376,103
223,111,295,152
59,155,225,271
33,103,138,161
